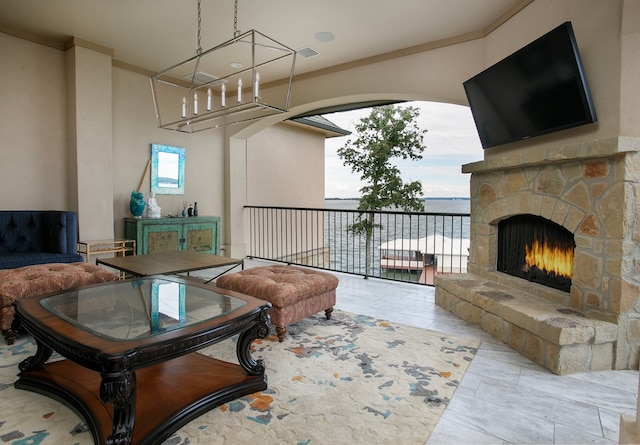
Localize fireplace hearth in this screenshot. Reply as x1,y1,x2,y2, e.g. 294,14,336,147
497,214,575,292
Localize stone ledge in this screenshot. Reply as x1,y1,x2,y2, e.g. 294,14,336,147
434,273,618,375
461,136,638,174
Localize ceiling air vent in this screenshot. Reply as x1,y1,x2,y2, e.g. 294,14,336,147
296,47,320,59
184,71,219,85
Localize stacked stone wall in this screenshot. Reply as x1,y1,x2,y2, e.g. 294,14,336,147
454,136,640,370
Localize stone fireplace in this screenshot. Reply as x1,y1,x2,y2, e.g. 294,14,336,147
435,136,640,374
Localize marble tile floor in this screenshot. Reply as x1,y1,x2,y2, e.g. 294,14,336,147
190,259,639,445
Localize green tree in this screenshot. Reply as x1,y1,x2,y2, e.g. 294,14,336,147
337,104,426,277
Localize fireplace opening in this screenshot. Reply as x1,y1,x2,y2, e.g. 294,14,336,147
497,215,575,292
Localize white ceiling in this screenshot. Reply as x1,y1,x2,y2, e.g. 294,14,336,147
0,0,525,79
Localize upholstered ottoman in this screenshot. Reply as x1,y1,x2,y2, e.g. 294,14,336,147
0,262,119,344
216,265,339,342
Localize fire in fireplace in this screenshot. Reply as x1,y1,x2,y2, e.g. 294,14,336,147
497,215,575,292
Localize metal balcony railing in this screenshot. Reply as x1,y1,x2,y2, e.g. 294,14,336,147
246,205,470,286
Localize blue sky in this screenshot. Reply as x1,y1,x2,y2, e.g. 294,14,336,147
324,101,484,199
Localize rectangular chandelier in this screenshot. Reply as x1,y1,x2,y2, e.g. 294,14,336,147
150,29,296,133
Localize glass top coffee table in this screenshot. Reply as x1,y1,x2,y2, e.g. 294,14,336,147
14,276,271,445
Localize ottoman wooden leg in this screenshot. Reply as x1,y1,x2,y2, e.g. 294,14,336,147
275,326,287,343
325,307,333,320
2,329,16,345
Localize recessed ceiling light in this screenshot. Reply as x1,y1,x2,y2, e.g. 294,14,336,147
230,62,243,68
315,32,335,42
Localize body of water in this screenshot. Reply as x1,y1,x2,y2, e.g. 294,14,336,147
322,198,470,280
325,198,470,214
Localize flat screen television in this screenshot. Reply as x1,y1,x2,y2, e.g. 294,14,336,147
463,22,597,149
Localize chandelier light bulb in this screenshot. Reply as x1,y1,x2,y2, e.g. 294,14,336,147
182,97,187,118
254,72,260,99
221,83,226,107
207,88,212,111
193,92,198,115
237,78,242,103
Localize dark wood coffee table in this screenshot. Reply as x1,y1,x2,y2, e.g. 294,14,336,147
14,276,271,445
96,251,243,283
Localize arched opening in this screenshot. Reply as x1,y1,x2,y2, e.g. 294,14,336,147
312,100,484,201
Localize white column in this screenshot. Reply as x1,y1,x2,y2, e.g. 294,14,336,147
66,38,115,242
224,135,248,258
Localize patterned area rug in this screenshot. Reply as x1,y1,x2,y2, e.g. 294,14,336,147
0,310,480,445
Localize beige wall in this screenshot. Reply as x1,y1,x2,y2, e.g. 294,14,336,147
620,0,640,137
111,66,227,239
0,33,68,210
0,32,325,249
0,0,636,256
246,124,325,208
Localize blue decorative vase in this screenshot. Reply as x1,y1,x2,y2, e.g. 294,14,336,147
129,191,146,218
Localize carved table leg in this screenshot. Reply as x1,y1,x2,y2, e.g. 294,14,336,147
11,312,26,335
100,371,136,445
18,339,53,372
236,309,270,375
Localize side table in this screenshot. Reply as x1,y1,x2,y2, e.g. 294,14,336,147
77,239,136,278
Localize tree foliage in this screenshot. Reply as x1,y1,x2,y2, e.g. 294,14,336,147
337,104,427,275
338,104,426,226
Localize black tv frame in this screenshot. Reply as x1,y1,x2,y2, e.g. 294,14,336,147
463,22,597,149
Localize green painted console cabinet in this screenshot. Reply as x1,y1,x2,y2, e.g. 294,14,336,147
124,216,221,255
